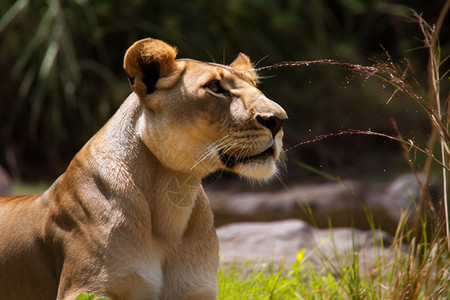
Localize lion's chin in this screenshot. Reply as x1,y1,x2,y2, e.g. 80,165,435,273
219,147,275,168
217,142,284,180
233,158,278,181
218,152,280,181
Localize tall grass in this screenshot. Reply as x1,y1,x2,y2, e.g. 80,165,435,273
349,7,450,249
267,4,450,249
343,6,450,249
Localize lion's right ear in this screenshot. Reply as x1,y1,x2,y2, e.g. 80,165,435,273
230,53,259,84
123,38,178,98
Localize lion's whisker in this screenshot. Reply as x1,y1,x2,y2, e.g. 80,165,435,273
190,133,238,170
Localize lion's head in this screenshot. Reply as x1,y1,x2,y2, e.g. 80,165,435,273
123,38,287,180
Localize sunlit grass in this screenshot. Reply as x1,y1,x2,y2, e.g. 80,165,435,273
218,234,450,300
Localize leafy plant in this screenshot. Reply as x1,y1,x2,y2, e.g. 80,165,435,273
75,293,109,300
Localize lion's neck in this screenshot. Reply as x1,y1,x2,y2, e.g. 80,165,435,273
149,172,202,240
162,173,201,208
77,93,202,240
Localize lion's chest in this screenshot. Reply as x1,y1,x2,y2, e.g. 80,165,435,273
150,204,193,242
132,260,164,300
126,230,190,299
102,178,203,298
150,180,199,241
119,201,196,298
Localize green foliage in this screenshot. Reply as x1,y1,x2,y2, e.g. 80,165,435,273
0,0,119,179
75,293,108,300
218,236,450,299
1,0,447,179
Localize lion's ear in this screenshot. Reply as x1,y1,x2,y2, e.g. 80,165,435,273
230,53,253,71
230,53,259,83
123,38,178,98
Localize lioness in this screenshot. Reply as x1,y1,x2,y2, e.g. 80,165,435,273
0,38,287,299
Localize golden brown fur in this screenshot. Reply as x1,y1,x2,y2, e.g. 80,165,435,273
0,38,287,299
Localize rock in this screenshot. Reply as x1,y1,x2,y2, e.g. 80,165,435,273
217,219,396,272
217,219,314,266
209,181,363,228
207,173,440,235
365,173,441,222
0,165,12,196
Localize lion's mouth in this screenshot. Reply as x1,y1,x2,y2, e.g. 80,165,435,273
219,147,275,168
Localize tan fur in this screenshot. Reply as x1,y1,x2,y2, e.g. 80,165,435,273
0,38,287,299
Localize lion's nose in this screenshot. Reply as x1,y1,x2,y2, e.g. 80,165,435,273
256,115,286,136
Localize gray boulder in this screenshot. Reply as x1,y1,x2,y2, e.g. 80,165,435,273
217,219,395,272
207,173,440,234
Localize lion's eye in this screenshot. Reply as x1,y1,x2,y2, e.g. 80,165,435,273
205,80,224,94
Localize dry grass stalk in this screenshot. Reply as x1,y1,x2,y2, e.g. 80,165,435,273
259,7,450,249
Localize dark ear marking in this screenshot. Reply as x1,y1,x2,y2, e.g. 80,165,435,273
140,60,160,94
123,38,178,99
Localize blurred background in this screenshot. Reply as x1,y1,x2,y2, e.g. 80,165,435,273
0,0,449,231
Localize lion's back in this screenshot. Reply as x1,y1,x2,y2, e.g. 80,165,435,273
0,194,59,298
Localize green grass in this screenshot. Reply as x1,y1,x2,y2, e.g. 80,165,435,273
11,181,49,196
218,239,450,300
